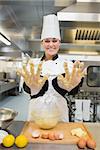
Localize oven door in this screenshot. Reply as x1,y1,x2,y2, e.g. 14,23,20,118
80,62,100,92
87,66,100,87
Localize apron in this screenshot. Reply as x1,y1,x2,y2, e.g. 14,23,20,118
27,58,73,122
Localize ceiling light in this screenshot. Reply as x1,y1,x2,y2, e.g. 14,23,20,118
0,33,11,45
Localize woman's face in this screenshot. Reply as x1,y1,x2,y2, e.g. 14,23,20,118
42,38,60,57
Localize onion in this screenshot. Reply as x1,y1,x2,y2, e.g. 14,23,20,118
86,138,96,149
77,137,86,149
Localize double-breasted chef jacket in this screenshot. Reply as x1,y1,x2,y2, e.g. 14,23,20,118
23,54,83,122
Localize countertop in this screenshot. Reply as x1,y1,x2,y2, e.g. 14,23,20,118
0,121,99,150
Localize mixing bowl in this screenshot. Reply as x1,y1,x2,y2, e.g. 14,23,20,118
0,108,18,129
34,115,59,129
32,110,60,129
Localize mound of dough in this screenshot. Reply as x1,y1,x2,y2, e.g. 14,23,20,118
71,128,87,137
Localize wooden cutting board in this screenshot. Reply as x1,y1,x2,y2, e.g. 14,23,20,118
21,122,93,144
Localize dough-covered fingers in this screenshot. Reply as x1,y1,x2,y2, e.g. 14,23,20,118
23,65,32,82
23,65,30,77
17,65,32,86
58,61,86,92
74,61,80,68
30,62,35,75
38,76,48,85
36,62,42,78
57,75,69,88
79,62,84,70
77,62,85,77
58,74,65,82
64,62,70,80
17,68,26,79
80,69,86,78
16,69,23,76
69,63,76,82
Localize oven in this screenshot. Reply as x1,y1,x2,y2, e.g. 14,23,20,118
80,61,100,93
69,61,100,122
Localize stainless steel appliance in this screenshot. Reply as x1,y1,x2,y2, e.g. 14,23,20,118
67,61,100,122
87,66,100,87
80,61,100,92
57,0,100,52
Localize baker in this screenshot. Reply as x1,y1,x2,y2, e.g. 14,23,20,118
17,14,85,122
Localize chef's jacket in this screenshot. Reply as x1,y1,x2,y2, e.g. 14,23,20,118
23,54,83,122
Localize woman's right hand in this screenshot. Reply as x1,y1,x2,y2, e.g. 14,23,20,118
17,62,48,95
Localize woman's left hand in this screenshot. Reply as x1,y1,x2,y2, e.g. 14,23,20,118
57,61,86,91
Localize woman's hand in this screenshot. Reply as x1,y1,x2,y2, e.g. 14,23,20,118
57,61,86,91
17,62,48,95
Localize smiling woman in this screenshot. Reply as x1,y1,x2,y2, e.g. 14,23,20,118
42,38,60,60
17,14,86,123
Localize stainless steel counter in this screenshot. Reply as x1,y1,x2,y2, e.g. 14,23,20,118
0,81,17,94
0,121,99,150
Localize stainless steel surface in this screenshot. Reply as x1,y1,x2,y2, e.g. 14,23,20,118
87,66,100,87
75,29,99,41
80,61,100,92
57,1,100,22
0,0,99,54
0,81,17,94
0,0,64,52
77,0,100,2
57,0,100,47
0,108,18,129
61,27,100,44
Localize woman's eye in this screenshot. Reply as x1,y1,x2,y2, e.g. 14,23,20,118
44,40,50,43
44,39,58,43
52,40,57,43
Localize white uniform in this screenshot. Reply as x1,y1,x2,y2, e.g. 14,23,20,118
27,56,74,122
25,15,82,122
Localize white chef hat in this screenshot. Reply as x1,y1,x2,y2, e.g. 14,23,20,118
41,14,61,41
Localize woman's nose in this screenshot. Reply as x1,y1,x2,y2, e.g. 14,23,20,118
49,41,54,46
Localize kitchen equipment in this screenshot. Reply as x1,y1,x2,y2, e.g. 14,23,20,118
0,108,18,129
87,66,100,87
74,99,83,122
80,61,100,93
30,93,61,129
97,104,100,121
21,122,93,144
82,100,91,121
57,0,100,46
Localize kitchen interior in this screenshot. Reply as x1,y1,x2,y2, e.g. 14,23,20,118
0,0,100,149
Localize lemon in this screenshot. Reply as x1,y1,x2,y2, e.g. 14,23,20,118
15,134,28,148
2,134,15,147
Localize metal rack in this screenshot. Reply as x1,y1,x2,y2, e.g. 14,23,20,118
65,91,100,122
